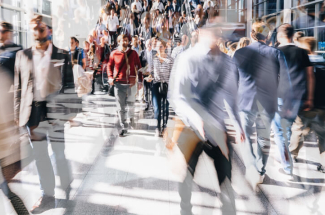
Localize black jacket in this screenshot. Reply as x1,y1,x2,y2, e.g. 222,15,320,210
0,43,22,79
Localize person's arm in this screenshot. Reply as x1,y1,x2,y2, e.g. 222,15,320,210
108,52,115,85
14,51,22,125
305,66,315,111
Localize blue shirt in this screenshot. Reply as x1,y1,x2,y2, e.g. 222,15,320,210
69,47,85,67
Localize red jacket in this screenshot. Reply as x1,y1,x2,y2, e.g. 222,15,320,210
107,48,142,84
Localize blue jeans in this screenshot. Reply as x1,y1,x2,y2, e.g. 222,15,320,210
239,108,273,175
272,113,294,174
152,83,169,130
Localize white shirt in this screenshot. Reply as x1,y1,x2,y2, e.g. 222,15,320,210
107,15,119,32
32,43,53,101
152,1,164,12
146,49,153,72
131,1,143,12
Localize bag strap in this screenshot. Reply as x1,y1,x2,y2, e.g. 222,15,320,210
113,50,133,81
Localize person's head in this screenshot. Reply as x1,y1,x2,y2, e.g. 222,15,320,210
173,0,176,4
298,37,316,54
144,17,150,27
30,15,50,46
132,36,139,46
236,37,251,50
117,34,129,49
88,35,94,43
152,36,158,48
111,8,115,16
133,4,137,10
157,40,167,54
167,1,171,5
0,21,13,43
277,23,294,44
92,29,97,38
146,39,152,51
182,11,186,17
251,21,270,42
293,31,305,45
143,0,147,6
83,40,90,50
70,37,79,50
181,35,188,46
156,9,160,16
100,36,106,46
191,31,198,45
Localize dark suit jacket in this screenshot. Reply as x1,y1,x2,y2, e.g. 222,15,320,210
171,4,180,12
0,43,22,79
233,42,289,116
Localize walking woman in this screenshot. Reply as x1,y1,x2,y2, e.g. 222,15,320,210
149,40,173,137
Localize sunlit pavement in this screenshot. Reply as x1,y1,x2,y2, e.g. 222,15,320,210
1,88,325,215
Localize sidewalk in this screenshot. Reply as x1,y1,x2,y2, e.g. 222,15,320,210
1,89,325,215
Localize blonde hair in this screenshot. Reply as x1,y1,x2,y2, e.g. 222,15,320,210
237,37,251,50
298,37,316,54
251,21,270,41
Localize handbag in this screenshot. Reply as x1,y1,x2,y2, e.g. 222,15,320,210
163,117,202,181
159,82,168,95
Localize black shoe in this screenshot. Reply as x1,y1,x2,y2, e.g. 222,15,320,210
119,129,127,137
317,164,325,173
30,196,55,214
144,104,149,111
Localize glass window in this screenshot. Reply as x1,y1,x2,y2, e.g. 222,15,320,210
2,0,21,7
292,4,316,30
42,0,52,16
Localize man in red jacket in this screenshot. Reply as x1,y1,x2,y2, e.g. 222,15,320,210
108,34,142,136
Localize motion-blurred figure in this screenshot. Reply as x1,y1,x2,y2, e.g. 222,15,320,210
232,21,291,190
0,22,22,81
169,25,243,215
271,24,314,176
14,15,72,213
290,37,325,172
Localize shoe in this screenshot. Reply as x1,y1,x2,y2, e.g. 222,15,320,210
30,196,55,214
144,104,149,111
292,155,298,163
119,129,126,137
317,164,325,173
155,128,160,137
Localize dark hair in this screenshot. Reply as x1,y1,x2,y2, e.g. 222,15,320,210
71,37,79,43
277,23,294,39
0,21,13,31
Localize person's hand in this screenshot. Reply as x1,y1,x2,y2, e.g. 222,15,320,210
303,99,314,111
108,78,114,86
235,132,245,144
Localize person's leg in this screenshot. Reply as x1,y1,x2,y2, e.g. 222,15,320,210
29,138,55,197
309,110,325,168
272,112,293,174
126,84,137,128
289,115,307,157
152,83,162,130
164,98,170,128
114,83,128,131
255,110,273,176
239,111,257,168
179,142,204,215
48,128,72,199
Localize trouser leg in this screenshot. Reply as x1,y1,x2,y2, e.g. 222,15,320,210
255,110,272,175
29,138,55,196
272,112,293,174
114,83,128,129
239,111,257,169
289,115,307,156
152,83,162,129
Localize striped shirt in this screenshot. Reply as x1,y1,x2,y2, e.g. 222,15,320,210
150,54,173,84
